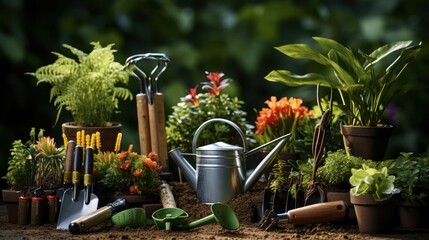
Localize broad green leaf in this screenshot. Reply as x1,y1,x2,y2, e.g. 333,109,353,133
265,70,334,87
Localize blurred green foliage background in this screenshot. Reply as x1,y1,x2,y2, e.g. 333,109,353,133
1,0,429,188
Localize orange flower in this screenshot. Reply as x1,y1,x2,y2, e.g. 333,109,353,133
143,157,158,170
94,147,162,196
116,151,129,160
254,96,313,152
129,185,139,194
132,169,143,177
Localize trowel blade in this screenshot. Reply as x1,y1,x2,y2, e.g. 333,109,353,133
56,188,99,230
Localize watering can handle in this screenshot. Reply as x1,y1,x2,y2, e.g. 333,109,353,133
192,118,247,153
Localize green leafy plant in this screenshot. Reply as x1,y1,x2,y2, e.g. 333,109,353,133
317,149,376,192
2,128,65,190
166,72,254,153
265,37,422,126
271,158,313,198
382,152,429,202
94,147,162,196
27,42,133,127
349,164,397,201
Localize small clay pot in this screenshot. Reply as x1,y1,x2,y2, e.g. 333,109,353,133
351,193,398,234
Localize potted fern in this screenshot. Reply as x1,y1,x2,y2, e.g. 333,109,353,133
265,37,422,161
27,42,133,152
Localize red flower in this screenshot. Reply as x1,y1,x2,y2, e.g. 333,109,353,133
201,71,230,96
129,185,139,194
148,152,159,162
183,85,199,106
119,160,131,170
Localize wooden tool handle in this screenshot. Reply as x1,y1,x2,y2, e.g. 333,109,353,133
148,94,169,167
160,181,176,208
287,200,347,225
148,101,158,147
64,140,76,185
69,206,112,234
153,93,168,168
136,93,151,155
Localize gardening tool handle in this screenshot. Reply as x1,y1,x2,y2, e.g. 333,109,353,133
84,147,94,205
68,198,127,234
148,100,158,153
148,93,168,168
69,205,112,234
287,200,347,225
160,181,176,208
64,140,76,186
136,93,151,155
154,93,168,168
72,145,83,183
72,145,83,200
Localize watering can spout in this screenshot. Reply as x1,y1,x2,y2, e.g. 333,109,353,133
244,134,290,193
169,148,197,191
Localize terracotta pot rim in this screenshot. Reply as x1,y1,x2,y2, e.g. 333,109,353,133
340,124,393,129
350,193,399,205
62,122,122,129
340,124,393,138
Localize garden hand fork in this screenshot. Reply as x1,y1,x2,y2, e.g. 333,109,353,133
126,53,170,168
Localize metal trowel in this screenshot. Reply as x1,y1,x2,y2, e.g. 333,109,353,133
57,146,99,230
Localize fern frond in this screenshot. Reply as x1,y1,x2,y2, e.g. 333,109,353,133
28,42,132,126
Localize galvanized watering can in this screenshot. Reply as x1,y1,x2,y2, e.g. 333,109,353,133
169,118,290,204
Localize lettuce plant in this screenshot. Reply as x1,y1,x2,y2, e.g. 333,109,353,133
349,164,397,201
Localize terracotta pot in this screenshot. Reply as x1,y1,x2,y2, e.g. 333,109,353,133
350,193,398,234
397,198,428,230
326,191,356,224
62,122,122,152
2,189,53,224
341,124,393,161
